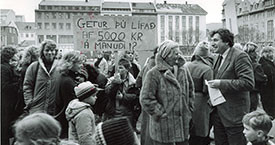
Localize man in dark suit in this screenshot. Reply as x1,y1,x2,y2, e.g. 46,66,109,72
208,28,254,145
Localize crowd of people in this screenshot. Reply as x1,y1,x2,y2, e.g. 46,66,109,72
1,28,275,145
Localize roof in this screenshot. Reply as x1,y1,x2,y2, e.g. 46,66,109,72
132,2,155,10
0,9,15,15
39,0,101,7
156,3,207,15
102,2,130,9
15,22,36,33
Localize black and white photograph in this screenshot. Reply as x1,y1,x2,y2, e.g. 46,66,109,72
1,0,275,144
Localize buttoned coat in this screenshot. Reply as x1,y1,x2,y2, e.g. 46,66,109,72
214,47,254,127
140,54,195,143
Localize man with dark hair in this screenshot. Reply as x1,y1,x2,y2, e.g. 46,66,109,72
208,28,255,145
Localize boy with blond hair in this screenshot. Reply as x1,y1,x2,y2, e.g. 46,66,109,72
242,110,274,145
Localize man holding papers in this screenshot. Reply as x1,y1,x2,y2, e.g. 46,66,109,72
208,28,254,145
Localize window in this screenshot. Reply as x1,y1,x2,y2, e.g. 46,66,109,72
59,13,63,19
47,6,52,10
52,23,56,29
31,34,34,38
38,35,44,43
26,33,29,38
65,13,70,19
267,20,274,40
45,23,50,30
66,23,71,30
21,33,24,37
195,16,200,42
58,35,73,43
46,35,57,42
160,15,165,42
37,12,42,19
68,6,72,10
59,23,64,30
189,16,193,44
168,16,173,40
52,12,56,19
182,16,186,44
45,13,50,19
75,6,79,10
37,23,42,29
175,16,179,42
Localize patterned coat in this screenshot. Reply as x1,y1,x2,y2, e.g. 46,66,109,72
140,54,195,143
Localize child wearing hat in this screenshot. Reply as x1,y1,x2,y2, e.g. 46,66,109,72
242,109,275,145
65,81,98,145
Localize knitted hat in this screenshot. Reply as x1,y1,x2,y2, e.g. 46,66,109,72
193,41,210,57
74,81,98,101
95,117,135,145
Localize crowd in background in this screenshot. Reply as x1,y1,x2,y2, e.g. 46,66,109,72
1,28,275,145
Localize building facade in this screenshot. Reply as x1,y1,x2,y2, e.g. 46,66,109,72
35,0,101,49
156,2,207,47
15,22,36,46
222,0,275,46
34,0,207,53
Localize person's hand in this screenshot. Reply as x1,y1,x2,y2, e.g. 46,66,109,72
207,80,221,88
112,73,122,84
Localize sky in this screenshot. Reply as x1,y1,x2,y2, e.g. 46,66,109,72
0,0,224,24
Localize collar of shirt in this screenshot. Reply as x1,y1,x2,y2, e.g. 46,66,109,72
219,47,231,68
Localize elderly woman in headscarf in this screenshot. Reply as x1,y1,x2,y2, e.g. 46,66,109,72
23,39,59,115
140,40,195,145
243,42,267,111
184,41,213,145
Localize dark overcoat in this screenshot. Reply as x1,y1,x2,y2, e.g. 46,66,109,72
214,47,254,127
185,57,213,137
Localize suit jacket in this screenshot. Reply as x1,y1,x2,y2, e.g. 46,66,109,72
214,47,254,127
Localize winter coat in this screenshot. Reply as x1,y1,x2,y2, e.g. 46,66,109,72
105,72,139,127
259,57,275,117
66,99,96,145
185,57,213,137
136,56,156,145
247,140,275,145
140,54,195,143
55,70,78,138
1,62,20,144
23,58,59,115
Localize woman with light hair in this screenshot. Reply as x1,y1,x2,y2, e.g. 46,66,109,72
23,39,59,115
14,112,79,145
55,51,85,138
140,40,194,145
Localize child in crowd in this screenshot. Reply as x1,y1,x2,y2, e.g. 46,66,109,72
13,112,78,145
242,110,275,145
65,81,99,145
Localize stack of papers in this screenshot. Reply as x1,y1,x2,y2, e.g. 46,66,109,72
205,80,226,106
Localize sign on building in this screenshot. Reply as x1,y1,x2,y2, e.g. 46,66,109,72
73,15,157,52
